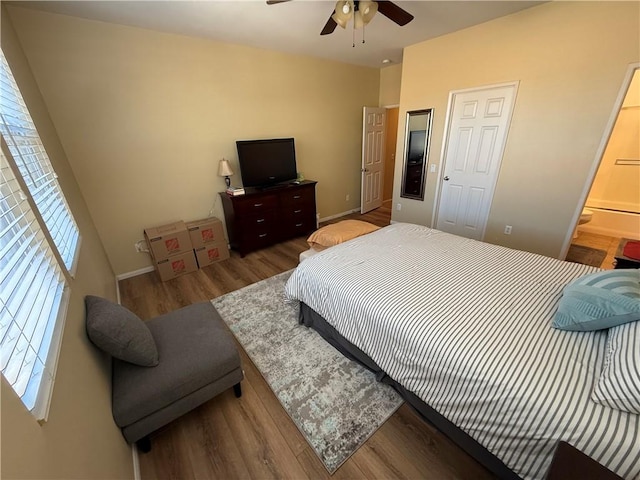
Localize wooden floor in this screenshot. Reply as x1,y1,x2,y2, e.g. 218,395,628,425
120,202,495,480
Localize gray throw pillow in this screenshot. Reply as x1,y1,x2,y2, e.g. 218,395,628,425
85,295,159,367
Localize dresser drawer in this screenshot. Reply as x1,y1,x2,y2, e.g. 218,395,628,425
238,212,276,231
284,215,316,238
239,228,276,251
232,194,278,216
280,186,315,207
282,202,314,218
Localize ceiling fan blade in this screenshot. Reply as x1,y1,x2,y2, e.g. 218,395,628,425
266,0,292,4
376,1,414,26
320,16,338,35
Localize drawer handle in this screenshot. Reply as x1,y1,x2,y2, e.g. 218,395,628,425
294,209,302,214
259,233,267,238
256,218,265,223
253,203,263,207
293,195,301,199
295,223,303,227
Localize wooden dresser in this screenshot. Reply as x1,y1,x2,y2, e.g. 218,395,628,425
220,180,317,256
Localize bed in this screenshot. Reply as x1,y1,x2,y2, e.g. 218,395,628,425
284,222,640,480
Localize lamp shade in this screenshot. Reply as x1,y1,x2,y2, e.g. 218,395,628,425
357,0,377,26
218,158,234,177
332,0,354,29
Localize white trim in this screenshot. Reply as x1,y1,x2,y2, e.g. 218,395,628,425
34,285,72,423
116,266,155,281
115,276,122,305
132,444,141,480
67,235,82,279
319,208,360,223
559,62,640,259
432,81,520,235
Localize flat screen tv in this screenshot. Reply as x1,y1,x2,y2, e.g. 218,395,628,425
408,130,426,164
236,138,297,188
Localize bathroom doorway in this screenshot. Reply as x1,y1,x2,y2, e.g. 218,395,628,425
580,68,640,239
578,68,640,240
566,64,640,268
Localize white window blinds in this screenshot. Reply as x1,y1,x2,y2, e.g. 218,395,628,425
0,150,68,415
0,50,76,419
0,52,79,271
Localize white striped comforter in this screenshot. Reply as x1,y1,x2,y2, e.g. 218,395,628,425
284,223,640,480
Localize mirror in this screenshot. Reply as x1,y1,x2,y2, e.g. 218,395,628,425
401,109,433,200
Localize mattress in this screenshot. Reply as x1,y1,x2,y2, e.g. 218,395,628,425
284,222,640,480
299,247,322,263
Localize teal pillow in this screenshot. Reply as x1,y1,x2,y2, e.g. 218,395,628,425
552,269,640,331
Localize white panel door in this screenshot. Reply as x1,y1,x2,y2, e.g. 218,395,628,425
436,83,517,239
361,107,386,214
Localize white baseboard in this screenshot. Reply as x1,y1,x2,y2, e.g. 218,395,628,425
319,208,360,223
116,266,155,282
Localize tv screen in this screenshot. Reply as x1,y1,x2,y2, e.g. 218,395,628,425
408,130,426,164
236,138,298,188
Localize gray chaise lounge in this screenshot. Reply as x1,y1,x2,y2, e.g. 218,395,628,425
86,297,243,451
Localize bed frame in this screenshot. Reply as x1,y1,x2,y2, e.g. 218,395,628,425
299,302,523,480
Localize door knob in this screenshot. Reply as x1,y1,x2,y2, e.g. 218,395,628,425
443,176,450,181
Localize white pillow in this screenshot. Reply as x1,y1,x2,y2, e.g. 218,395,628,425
591,320,640,414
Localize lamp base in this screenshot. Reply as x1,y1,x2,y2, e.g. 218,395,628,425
225,176,231,188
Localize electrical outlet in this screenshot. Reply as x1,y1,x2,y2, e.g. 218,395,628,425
346,194,350,201
397,203,402,211
134,239,149,253
504,225,512,235
430,164,437,173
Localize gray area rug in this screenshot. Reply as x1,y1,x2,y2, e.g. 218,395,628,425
211,270,403,473
566,244,607,268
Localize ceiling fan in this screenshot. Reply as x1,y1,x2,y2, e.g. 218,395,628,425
266,1,414,36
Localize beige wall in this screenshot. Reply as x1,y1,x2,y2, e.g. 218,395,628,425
1,8,133,480
379,63,402,106
8,7,380,275
393,1,640,258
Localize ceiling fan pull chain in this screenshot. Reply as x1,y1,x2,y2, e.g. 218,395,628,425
362,24,365,44
352,17,356,47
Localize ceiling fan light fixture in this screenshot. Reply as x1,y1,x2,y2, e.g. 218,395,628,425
332,0,354,29
359,0,378,25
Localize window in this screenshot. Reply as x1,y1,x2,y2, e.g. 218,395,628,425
0,50,80,420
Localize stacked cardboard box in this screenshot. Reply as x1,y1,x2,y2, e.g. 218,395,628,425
144,221,197,281
187,217,230,268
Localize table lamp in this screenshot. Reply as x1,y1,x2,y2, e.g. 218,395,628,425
218,158,234,188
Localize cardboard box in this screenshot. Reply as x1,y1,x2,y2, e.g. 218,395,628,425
153,250,198,282
186,217,226,249
145,221,193,260
194,243,230,268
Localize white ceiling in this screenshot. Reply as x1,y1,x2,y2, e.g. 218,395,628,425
10,1,543,68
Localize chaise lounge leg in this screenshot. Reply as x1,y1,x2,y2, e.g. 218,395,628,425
233,382,242,398
137,436,151,453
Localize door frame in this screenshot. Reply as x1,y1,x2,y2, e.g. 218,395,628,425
559,62,640,259
432,81,520,238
